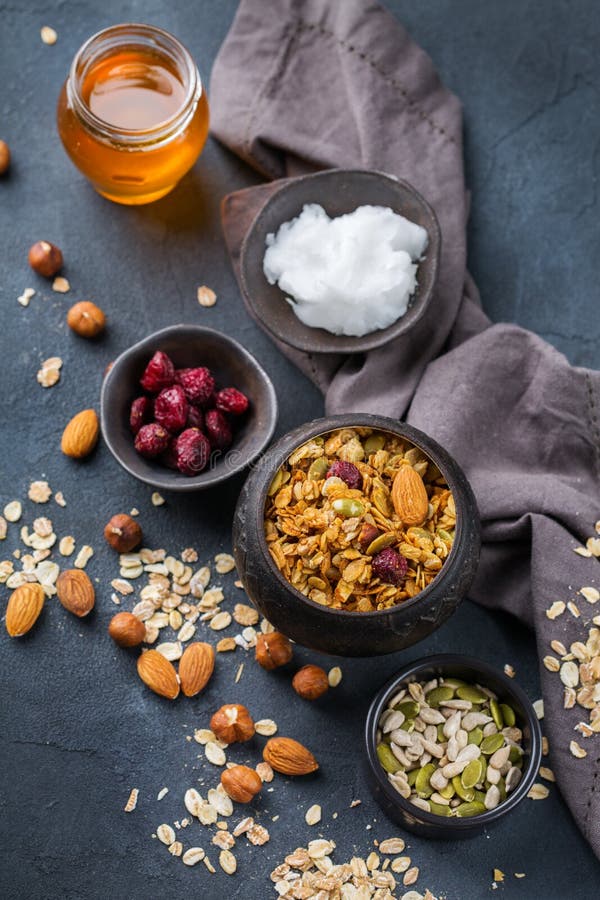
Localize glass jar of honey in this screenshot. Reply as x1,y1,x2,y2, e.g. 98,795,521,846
57,24,209,205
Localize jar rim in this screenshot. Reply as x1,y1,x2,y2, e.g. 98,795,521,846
67,22,201,144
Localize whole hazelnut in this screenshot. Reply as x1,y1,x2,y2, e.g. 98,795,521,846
292,664,329,700
28,240,63,277
104,513,142,553
0,140,10,175
358,523,380,553
220,765,263,803
108,611,145,647
210,703,255,743
67,301,106,338
255,631,293,670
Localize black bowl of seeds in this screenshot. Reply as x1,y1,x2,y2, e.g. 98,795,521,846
364,654,542,837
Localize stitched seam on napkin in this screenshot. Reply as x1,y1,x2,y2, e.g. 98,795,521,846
584,372,600,485
296,19,456,146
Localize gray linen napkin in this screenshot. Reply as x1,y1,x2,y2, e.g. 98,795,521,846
210,0,600,855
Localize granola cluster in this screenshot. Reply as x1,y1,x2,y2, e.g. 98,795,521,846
264,428,456,612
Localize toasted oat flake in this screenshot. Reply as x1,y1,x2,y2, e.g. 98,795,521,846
542,736,549,755
197,285,217,307
403,866,420,886
546,601,565,620
157,787,169,801
527,783,549,800
157,641,183,661
0,517,6,540
217,637,237,652
40,25,57,44
52,276,70,292
574,546,593,557
168,841,183,857
37,360,62,388
543,655,560,672
157,823,175,845
219,849,237,874
575,721,594,738
587,537,600,556
560,661,579,688
379,838,406,855
328,666,343,687
194,728,215,744
111,578,133,595
255,719,278,736
203,855,216,874
124,788,139,812
151,492,165,507
215,552,236,574
54,491,66,507
233,603,259,626
210,611,232,631
182,847,205,866
247,823,270,845
177,621,196,642
4,501,22,523
570,740,587,758
539,766,555,782
305,804,322,826
74,545,94,568
567,601,581,618
533,699,544,720
29,481,52,503
205,741,227,766
580,586,600,604
234,662,244,684
256,761,274,783
18,287,35,307
181,547,198,563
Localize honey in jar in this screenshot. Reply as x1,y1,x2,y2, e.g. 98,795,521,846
57,24,209,205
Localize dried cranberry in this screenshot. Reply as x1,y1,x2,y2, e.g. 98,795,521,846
176,367,215,406
129,396,152,435
186,405,205,430
175,428,211,476
140,351,175,393
215,387,249,416
154,384,188,434
372,548,408,586
205,409,233,451
326,460,363,490
134,423,170,458
161,439,179,470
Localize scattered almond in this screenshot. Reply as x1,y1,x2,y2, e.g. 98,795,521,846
263,737,319,775
5,583,45,637
137,649,180,700
56,568,95,617
179,641,215,697
61,409,99,458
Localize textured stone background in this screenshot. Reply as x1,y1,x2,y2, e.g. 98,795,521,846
1,2,599,898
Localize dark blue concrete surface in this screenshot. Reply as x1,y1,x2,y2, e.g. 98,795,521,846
1,2,598,898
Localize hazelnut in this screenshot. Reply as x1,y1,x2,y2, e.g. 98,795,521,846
108,612,145,647
292,664,329,700
103,513,142,553
255,631,293,670
28,241,63,277
0,140,10,175
358,523,380,553
220,765,263,803
67,301,106,338
210,703,255,743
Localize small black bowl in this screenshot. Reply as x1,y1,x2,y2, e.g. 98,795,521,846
233,414,480,656
240,168,441,355
100,325,278,491
365,654,542,838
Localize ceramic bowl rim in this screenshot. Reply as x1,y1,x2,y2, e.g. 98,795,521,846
364,653,543,831
239,168,441,354
100,323,278,492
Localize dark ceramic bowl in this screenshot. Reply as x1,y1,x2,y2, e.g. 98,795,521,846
240,169,441,354
365,654,542,837
100,325,278,491
232,414,480,656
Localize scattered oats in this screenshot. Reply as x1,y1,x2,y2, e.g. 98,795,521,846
40,25,57,44
210,610,232,631
177,621,196,642
32,517,52,537
574,546,593,557
212,830,235,850
542,736,549,756
527,783,549,800
203,855,216,874
4,501,22,523
129,508,139,517
515,873,526,879
168,841,183,857
305,804,321,826
157,787,169,801
144,624,159,644
157,824,176,845
543,655,560,672
550,639,567,656
0,517,6,540
214,552,236,574
52,276,70,292
328,666,342,687
29,481,51,503
575,722,594,738
503,663,515,678
403,866,419,886
181,547,198,563
255,719,278,736
233,602,259,626
124,788,139,812
247,823,270,845
219,849,237,874
580,586,600,604
379,838,406,855
151,492,165,507
256,762,274,783
156,641,183,662
37,358,62,388
539,766,555,782
350,799,362,808
74,544,94,568
208,786,234,817
217,637,236,652
546,601,565,620
234,579,244,589
232,817,254,837
567,601,581,618
182,847,205,866
260,618,275,634
493,869,505,883
197,285,217,307
587,537,600,556
205,741,227,766
111,578,133,595
18,287,35,307
533,699,544,720
234,662,244,684
194,728,215,745
560,660,579,688
569,740,587,759
55,491,66,507
57,535,75,556
366,851,380,871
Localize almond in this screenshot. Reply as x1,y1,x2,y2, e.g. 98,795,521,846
5,583,45,637
179,641,215,697
137,649,180,699
108,611,145,647
56,568,95,617
263,737,319,775
391,465,429,525
61,409,99,458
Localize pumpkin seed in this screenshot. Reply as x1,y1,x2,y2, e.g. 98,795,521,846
437,723,446,742
366,532,397,556
429,800,451,816
372,486,393,517
452,775,475,802
364,434,386,454
441,677,466,689
455,800,487,818
508,746,523,765
407,768,419,787
395,700,420,718
481,733,505,755
499,703,516,727
461,759,484,790
490,699,504,730
426,686,455,707
456,685,487,704
332,498,364,518
415,763,436,798
377,743,403,774
308,458,330,480
438,783,455,800
467,727,483,746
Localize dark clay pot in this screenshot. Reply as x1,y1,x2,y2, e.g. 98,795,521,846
232,414,481,657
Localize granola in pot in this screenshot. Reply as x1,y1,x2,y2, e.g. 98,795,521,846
264,428,456,612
